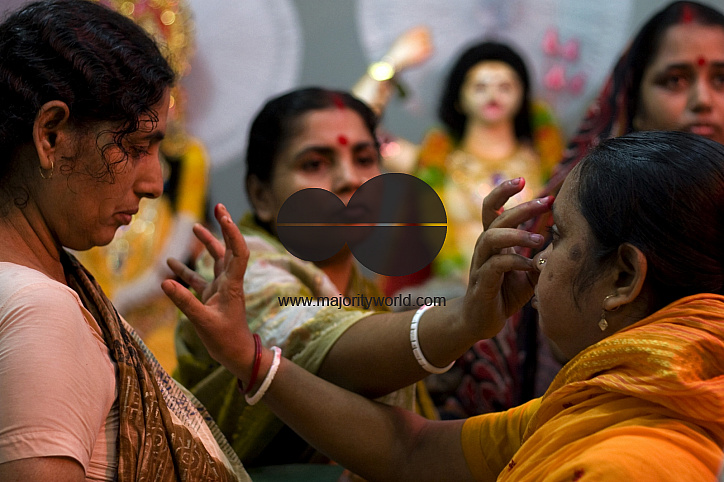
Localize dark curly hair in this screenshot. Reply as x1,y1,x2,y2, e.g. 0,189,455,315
0,0,175,183
437,41,532,143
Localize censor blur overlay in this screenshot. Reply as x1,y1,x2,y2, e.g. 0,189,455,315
276,173,447,277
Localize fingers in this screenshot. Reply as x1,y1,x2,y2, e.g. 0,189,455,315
161,279,208,327
472,228,544,269
487,195,554,232
193,223,225,261
214,204,250,282
482,178,525,229
166,257,208,294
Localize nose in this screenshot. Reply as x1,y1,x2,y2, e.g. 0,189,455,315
333,158,366,202
690,77,713,113
135,151,164,200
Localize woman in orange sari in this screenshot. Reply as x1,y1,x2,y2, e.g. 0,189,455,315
166,130,724,481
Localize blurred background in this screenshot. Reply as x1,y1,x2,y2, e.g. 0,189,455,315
1,0,720,220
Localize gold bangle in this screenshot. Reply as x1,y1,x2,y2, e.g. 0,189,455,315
368,56,396,81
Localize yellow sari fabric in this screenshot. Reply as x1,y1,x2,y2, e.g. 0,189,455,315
462,294,724,481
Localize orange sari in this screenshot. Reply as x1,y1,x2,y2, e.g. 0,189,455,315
462,294,724,481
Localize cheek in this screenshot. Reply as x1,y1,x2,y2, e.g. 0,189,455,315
636,90,685,130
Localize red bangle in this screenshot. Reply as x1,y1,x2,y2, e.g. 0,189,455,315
237,334,262,396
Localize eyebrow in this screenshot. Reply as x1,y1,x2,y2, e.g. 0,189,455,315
295,141,376,157
137,131,165,142
659,61,724,70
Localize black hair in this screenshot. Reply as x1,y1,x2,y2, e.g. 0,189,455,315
437,41,532,143
576,130,724,309
0,0,175,183
625,1,724,127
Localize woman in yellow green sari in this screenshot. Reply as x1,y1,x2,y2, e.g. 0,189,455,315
166,129,724,481
173,87,439,469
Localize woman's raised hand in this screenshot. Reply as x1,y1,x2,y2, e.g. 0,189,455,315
162,204,254,379
463,178,552,339
384,25,434,72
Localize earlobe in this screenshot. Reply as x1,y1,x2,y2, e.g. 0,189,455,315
32,100,70,171
606,243,648,310
247,175,275,224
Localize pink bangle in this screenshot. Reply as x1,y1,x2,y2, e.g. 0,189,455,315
237,333,262,395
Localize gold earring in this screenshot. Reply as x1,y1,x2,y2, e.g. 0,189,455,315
39,159,54,180
599,294,619,332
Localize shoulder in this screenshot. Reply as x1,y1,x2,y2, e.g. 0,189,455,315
0,262,83,325
0,264,115,471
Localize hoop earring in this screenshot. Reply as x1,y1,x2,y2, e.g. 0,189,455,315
39,160,54,180
598,294,619,332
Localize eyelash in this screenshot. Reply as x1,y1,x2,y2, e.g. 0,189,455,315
128,146,151,158
547,225,560,243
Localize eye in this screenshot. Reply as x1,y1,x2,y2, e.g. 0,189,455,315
547,225,560,244
355,148,380,168
473,82,488,93
711,69,724,90
655,71,690,91
128,145,151,159
299,157,328,173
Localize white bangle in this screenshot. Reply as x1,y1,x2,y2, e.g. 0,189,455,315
245,346,282,406
410,304,455,374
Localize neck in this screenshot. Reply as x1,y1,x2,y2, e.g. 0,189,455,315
315,247,354,294
0,205,66,283
459,119,518,160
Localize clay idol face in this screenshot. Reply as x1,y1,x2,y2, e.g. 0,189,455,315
459,60,524,127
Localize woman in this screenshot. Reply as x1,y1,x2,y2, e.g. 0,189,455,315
173,87,452,468
165,130,724,481
533,0,724,227
0,1,247,480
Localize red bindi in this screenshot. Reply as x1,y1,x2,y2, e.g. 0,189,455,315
697,56,707,67
331,93,345,110
337,135,348,145
681,4,694,24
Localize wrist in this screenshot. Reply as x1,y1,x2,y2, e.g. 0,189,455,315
367,55,397,82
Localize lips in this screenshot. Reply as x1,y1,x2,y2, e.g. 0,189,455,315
115,208,138,225
685,123,719,138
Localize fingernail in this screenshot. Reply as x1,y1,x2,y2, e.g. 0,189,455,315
530,233,543,243
510,177,522,185
536,196,554,206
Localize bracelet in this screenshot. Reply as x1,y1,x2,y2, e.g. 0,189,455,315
245,346,282,406
410,304,455,374
237,333,262,395
368,55,396,81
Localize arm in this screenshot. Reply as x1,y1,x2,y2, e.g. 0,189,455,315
317,178,551,397
352,25,433,117
162,180,551,478
0,458,84,482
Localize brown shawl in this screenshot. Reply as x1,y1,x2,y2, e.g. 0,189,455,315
62,251,248,481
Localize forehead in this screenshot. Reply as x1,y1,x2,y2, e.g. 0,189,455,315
552,168,583,225
649,23,724,66
464,61,520,84
288,107,373,145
